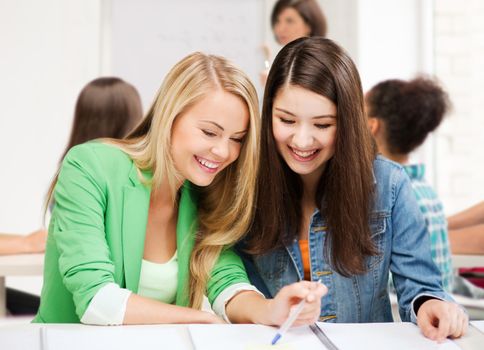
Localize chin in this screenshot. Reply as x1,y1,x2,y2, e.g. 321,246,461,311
188,175,216,187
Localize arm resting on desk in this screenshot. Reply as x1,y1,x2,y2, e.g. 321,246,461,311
0,230,47,255
448,201,484,230
449,224,484,255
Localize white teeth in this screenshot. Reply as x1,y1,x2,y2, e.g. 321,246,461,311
292,148,317,158
197,157,218,169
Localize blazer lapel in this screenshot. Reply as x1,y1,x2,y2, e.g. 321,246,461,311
175,182,198,307
122,164,152,292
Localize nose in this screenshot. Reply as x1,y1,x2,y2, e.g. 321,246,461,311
211,139,230,161
292,125,313,149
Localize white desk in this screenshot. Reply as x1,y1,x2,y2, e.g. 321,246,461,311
0,322,483,350
0,254,44,317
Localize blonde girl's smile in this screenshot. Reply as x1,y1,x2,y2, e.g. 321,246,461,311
194,155,222,173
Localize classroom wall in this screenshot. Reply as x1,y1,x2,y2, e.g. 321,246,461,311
434,0,484,214
0,0,102,233
0,0,103,294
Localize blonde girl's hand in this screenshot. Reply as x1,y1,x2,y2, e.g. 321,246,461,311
267,281,327,327
203,312,226,324
417,299,468,342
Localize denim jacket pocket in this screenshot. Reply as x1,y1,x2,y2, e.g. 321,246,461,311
366,211,388,269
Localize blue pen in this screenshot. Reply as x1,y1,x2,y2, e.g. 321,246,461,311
271,298,306,345
271,279,323,346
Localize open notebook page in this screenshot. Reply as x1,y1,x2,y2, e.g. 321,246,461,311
316,322,460,350
188,324,325,350
471,320,484,334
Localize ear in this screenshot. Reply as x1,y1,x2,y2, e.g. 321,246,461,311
367,117,380,136
304,22,312,36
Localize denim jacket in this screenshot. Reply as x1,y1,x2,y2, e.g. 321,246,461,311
239,156,452,323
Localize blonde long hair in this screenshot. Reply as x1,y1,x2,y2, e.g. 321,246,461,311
114,52,260,308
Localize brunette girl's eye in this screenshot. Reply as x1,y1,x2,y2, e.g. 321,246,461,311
315,124,332,130
279,117,295,125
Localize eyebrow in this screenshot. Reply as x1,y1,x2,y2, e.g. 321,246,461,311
200,120,247,134
274,107,336,119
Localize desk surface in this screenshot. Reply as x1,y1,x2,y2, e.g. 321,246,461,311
0,253,44,276
0,322,483,350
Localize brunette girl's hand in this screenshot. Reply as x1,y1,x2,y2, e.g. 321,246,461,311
417,299,468,342
267,281,327,327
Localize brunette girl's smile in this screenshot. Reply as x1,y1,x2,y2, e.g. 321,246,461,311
288,146,321,162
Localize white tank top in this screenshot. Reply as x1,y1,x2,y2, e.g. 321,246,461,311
137,251,178,304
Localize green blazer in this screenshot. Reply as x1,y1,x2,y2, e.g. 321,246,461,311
34,142,249,323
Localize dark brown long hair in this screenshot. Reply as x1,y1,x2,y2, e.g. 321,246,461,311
60,77,142,160
271,0,327,39
44,77,142,214
245,37,377,276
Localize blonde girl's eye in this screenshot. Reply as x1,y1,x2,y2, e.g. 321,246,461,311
202,129,217,137
230,137,244,144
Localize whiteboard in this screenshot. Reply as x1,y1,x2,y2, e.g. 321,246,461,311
109,0,266,109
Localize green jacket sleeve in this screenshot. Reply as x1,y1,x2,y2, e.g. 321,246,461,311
206,247,251,305
52,145,116,319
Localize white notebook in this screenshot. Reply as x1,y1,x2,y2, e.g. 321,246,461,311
315,322,460,350
188,324,324,350
471,320,484,334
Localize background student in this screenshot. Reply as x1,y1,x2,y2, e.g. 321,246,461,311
260,0,327,86
0,76,143,316
365,77,453,292
242,37,467,342
34,52,326,326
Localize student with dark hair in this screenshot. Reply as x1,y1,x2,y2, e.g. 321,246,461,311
241,37,467,341
1,77,143,316
260,0,327,86
365,77,453,292
45,77,143,202
271,0,327,46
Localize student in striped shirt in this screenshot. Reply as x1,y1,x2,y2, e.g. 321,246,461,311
365,77,453,292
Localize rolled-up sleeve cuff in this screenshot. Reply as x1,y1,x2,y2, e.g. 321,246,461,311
410,293,445,324
80,282,132,325
212,282,264,323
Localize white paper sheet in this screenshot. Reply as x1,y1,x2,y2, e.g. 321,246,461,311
188,324,325,350
471,320,484,334
316,322,461,350
42,324,189,350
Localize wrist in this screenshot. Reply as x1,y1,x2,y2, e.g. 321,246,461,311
13,236,30,254
414,296,438,316
21,235,35,253
258,298,277,325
